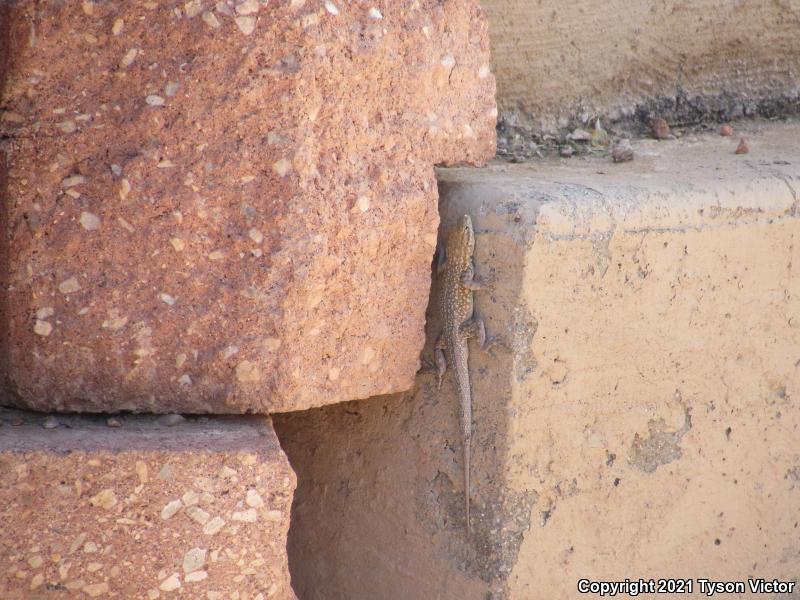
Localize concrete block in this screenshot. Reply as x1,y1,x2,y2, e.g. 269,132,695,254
0,410,296,600
0,0,495,413
275,119,800,599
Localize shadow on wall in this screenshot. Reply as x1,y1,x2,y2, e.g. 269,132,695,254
273,189,539,600
0,3,11,399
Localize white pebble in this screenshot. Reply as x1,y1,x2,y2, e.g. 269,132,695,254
165,81,180,97
202,516,225,535
160,293,176,306
183,0,203,18
272,158,291,177
183,548,208,573
36,307,54,320
235,15,256,35
231,508,257,522
159,574,181,592
79,211,101,231
120,48,138,68
34,320,53,336
246,489,264,508
61,175,86,188
235,0,259,15
187,506,211,525
161,499,183,520
57,120,77,134
248,228,263,244
202,11,220,28
182,548,207,574
58,277,81,294
146,95,165,107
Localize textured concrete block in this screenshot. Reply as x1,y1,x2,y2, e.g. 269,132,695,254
0,410,296,599
275,120,800,598
0,0,495,413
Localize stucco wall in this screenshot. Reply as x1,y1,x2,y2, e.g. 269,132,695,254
276,119,800,599
483,0,800,133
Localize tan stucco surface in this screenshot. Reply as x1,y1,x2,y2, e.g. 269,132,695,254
276,119,800,599
482,0,800,132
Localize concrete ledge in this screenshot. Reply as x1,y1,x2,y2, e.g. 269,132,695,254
0,410,296,599
275,119,800,599
441,120,799,237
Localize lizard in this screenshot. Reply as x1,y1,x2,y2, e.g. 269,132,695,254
434,213,490,535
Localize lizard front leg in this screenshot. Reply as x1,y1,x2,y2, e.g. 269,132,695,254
459,263,491,292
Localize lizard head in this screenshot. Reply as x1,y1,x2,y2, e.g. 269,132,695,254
444,214,475,264
457,214,474,251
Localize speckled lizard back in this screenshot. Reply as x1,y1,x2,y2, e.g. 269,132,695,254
436,214,477,533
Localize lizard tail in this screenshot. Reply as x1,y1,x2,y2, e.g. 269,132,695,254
464,435,471,535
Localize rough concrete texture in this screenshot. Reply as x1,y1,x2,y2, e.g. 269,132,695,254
0,0,495,414
274,119,800,599
0,409,296,599
482,0,800,134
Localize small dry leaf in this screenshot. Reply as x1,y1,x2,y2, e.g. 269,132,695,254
650,117,670,140
735,138,749,155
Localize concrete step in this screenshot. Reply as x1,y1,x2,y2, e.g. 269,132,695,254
275,119,800,599
0,411,296,600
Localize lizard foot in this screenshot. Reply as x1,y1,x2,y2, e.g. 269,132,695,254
461,273,497,293
483,336,511,357
434,347,447,390
418,358,437,374
459,318,486,346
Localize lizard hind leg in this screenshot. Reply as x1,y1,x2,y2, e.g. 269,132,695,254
459,317,486,348
434,336,447,390
461,317,509,356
